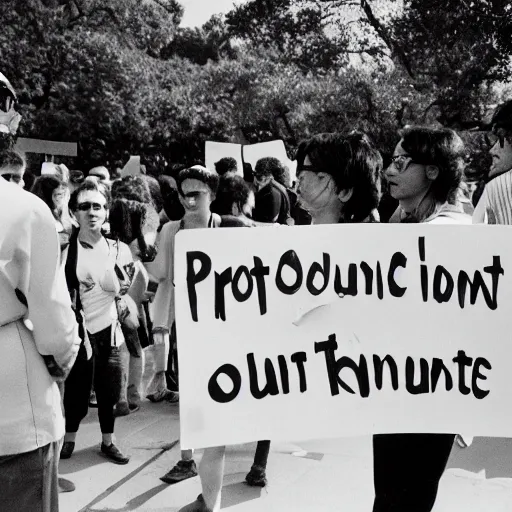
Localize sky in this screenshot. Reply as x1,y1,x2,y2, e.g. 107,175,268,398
179,0,248,28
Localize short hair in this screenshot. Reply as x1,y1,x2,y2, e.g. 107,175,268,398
111,175,153,204
140,174,163,212
177,165,219,196
254,157,285,180
296,132,382,222
158,174,185,220
399,126,465,205
214,157,238,176
0,149,25,173
31,175,64,211
109,198,159,262
212,174,251,215
491,99,512,135
69,177,111,211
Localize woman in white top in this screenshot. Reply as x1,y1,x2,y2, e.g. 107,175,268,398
61,178,133,465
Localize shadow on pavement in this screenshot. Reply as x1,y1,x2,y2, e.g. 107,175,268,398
221,479,264,509
59,445,108,474
448,437,512,479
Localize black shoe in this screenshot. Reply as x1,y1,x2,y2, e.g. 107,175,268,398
60,441,75,460
101,443,130,465
160,459,198,484
245,465,268,487
58,477,76,493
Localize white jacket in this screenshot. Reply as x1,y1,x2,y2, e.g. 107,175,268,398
0,180,80,455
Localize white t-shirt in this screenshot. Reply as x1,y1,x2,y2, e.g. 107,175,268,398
77,237,133,334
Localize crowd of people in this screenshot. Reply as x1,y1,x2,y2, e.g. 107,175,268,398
2,69,512,512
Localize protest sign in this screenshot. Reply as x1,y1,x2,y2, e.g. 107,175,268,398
175,224,512,449
205,142,243,177
120,155,141,177
205,140,295,182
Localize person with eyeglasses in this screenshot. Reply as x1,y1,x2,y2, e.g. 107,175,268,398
0,149,26,188
375,126,470,512
385,126,471,225
473,100,512,224
60,178,134,464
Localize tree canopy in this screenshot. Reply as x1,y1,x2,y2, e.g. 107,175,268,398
1,0,510,176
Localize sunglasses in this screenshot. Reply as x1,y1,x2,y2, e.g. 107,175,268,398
485,127,508,149
76,201,105,211
181,191,208,200
1,173,22,184
389,155,414,174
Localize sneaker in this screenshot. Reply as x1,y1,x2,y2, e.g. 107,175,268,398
147,388,174,403
245,465,268,487
160,459,198,484
178,494,211,512
114,401,130,417
100,443,130,465
165,391,179,404
128,403,140,413
58,477,76,493
60,441,75,460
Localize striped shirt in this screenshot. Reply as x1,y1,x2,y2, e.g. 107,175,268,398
473,170,512,225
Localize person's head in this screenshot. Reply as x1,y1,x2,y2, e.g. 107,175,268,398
214,174,255,217
88,165,110,184
296,132,382,222
0,149,26,187
253,157,282,191
69,177,111,234
111,175,153,204
158,174,185,220
384,126,465,217
0,73,21,137
31,174,67,215
214,157,238,177
177,165,219,218
109,198,159,262
488,100,512,179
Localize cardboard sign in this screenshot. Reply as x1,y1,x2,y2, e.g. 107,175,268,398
121,156,141,177
175,224,512,449
205,140,295,182
205,142,243,177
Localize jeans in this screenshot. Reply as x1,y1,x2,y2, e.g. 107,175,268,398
64,324,123,434
373,433,455,512
0,440,60,512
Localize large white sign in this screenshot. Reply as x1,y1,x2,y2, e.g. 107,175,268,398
175,225,512,449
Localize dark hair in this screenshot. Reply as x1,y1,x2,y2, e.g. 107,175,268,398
215,157,238,176
0,149,25,171
31,175,64,213
69,177,111,211
158,174,185,220
491,99,512,134
140,174,163,212
212,174,251,216
254,157,285,180
296,132,382,222
400,126,465,205
111,175,153,204
109,198,159,262
177,165,219,196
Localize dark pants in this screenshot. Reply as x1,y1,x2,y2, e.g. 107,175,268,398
252,440,271,469
372,433,455,512
0,441,60,512
64,325,123,434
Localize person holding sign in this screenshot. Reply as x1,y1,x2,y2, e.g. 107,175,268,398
150,166,222,490
473,99,512,224
374,126,470,512
295,131,381,225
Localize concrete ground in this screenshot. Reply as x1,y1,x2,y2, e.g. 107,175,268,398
58,397,512,512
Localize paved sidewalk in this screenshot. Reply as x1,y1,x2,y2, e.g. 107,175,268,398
58,396,512,512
